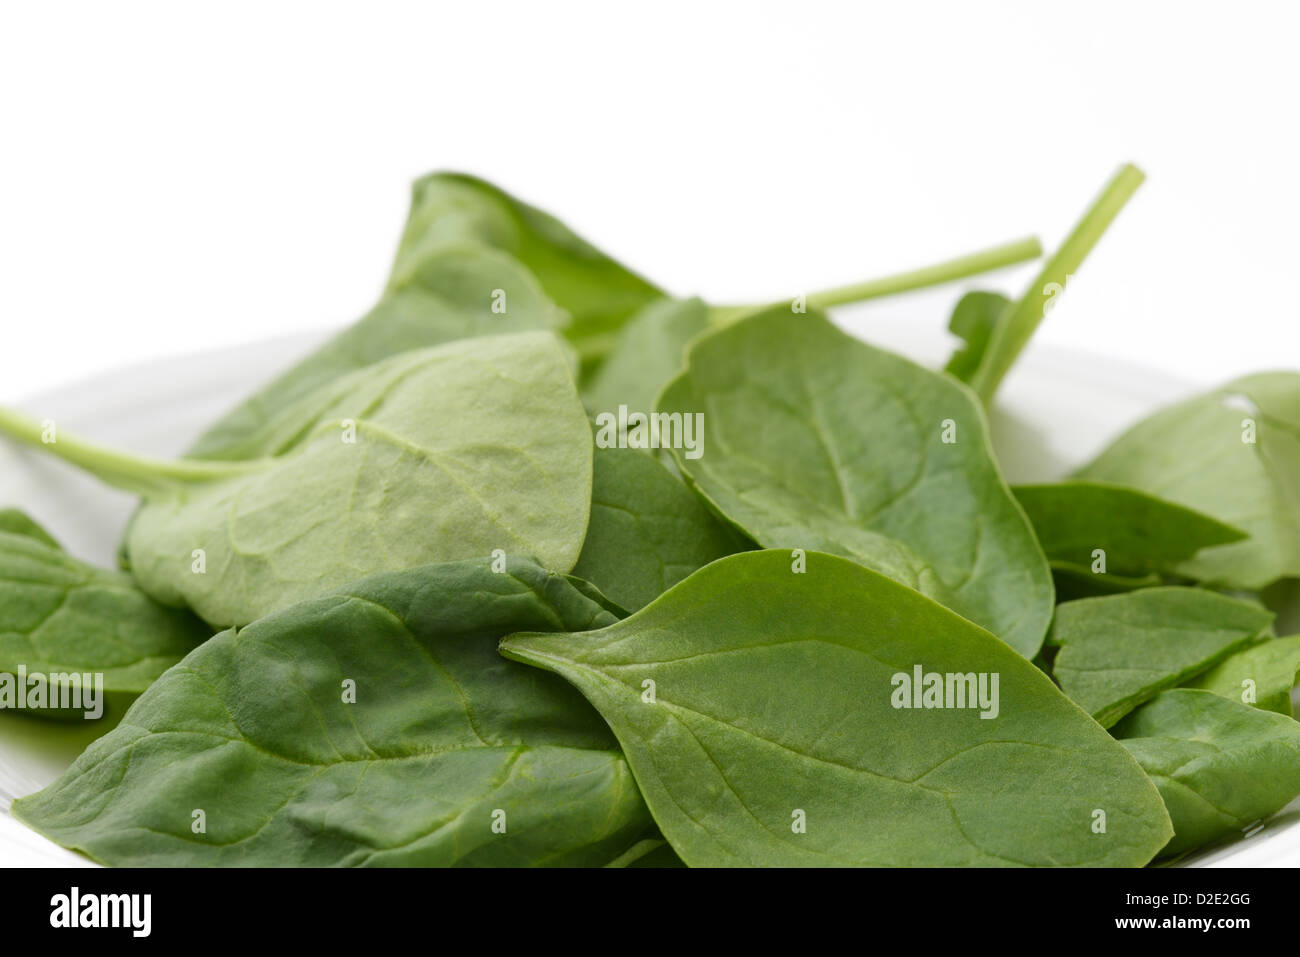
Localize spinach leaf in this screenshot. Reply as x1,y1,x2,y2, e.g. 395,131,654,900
581,298,709,415
1049,588,1274,728
190,246,567,461
1183,635,1300,716
1115,689,1300,857
1012,481,1246,579
501,550,1172,867
1077,372,1300,589
563,574,631,619
199,181,1041,461
0,332,594,626
0,531,208,702
584,242,1045,404
657,308,1054,657
0,509,61,549
390,172,664,364
943,291,1011,383
1049,566,1162,602
571,443,750,612
12,558,650,866
17,164,1300,870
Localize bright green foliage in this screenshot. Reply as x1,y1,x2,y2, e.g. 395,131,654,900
1050,588,1275,727
1013,480,1246,580
944,291,1011,382
0,333,594,626
503,550,1172,867
1078,372,1300,590
1184,635,1300,716
0,530,208,700
1116,689,1300,857
390,172,664,363
191,247,567,461
658,308,1054,657
571,443,749,611
12,559,650,866
7,166,1300,869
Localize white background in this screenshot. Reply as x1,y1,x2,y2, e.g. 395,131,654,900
2,1,1297,401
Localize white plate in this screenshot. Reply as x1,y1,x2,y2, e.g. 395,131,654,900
1,301,1296,867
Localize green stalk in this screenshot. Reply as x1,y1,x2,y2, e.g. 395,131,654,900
708,235,1043,325
968,164,1146,403
0,406,262,498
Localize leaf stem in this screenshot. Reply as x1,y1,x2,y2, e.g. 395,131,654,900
0,405,263,498
968,164,1146,403
708,235,1043,325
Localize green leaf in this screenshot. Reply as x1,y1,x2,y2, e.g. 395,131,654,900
190,246,567,461
0,509,61,549
1115,689,1300,857
391,172,664,362
1077,372,1300,590
1183,635,1300,716
1050,588,1274,728
944,291,1010,383
501,550,1172,867
1048,564,1162,602
656,308,1054,657
0,333,594,627
0,531,208,703
12,559,650,866
571,443,750,612
1012,481,1247,578
582,298,709,415
563,574,631,619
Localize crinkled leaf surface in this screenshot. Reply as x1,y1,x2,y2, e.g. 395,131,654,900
190,247,567,461
0,531,208,696
1184,635,1300,716
121,332,592,626
501,550,1171,867
1116,689,1300,857
571,443,750,612
13,559,649,866
657,308,1054,657
1050,588,1274,728
391,172,663,361
1077,372,1300,589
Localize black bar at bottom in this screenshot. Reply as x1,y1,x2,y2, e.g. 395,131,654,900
0,865,1278,943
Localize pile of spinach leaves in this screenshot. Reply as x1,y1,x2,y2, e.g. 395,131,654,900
3,164,1299,868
